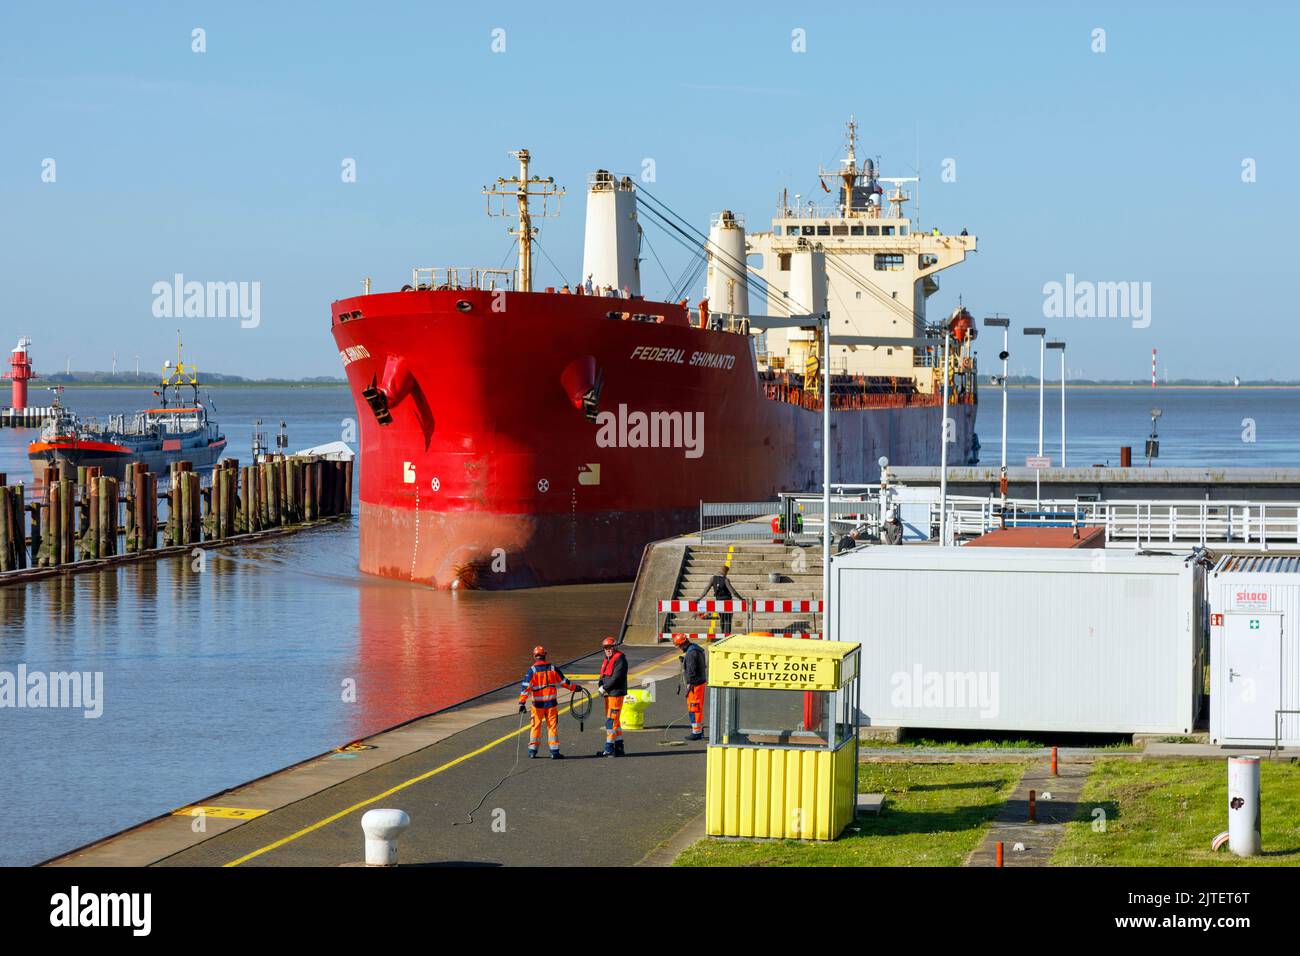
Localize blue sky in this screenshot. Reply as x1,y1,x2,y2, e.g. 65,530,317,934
2,1,1296,379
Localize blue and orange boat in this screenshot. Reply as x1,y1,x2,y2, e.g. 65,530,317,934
28,343,226,481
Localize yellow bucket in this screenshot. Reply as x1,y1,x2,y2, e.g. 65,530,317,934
621,688,652,730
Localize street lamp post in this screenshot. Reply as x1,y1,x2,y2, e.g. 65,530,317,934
983,316,1010,471
822,312,831,608
1023,327,1046,505
1047,341,1066,468
938,330,952,545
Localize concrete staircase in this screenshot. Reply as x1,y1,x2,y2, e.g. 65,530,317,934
664,542,826,638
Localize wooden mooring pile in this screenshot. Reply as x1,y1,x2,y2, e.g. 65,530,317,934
0,456,353,579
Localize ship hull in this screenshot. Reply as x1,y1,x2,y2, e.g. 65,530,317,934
333,289,976,589
28,438,225,482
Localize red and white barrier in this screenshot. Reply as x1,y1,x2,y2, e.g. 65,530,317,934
659,632,823,643
657,599,822,614
748,599,823,613
657,600,748,613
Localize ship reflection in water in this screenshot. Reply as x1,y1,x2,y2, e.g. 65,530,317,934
351,574,630,737
0,522,628,866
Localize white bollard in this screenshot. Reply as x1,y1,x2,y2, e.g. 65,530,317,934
361,808,410,866
1227,756,1261,858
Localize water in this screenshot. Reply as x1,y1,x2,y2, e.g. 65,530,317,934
984,387,1300,468
1,385,1297,865
0,387,629,865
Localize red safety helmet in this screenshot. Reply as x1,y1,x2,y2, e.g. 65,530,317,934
533,645,547,659
601,637,616,648
672,634,689,647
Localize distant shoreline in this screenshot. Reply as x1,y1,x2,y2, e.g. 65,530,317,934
42,381,346,389
1005,383,1300,390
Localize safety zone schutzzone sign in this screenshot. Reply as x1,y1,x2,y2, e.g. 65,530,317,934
708,635,856,691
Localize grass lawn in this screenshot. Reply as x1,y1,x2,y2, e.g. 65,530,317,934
868,738,1133,749
1053,757,1300,866
673,761,1024,866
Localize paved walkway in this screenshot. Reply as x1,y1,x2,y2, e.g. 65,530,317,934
965,758,1092,866
49,646,706,868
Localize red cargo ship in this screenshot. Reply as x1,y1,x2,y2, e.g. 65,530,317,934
332,138,979,589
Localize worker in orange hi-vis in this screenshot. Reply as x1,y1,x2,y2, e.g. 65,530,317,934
672,634,708,741
518,645,580,759
594,636,628,757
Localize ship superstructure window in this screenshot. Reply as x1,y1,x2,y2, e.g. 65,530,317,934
832,225,848,236
801,226,815,236
900,225,908,235
817,225,830,236
874,254,904,271
866,226,879,236
850,225,864,235
882,226,895,236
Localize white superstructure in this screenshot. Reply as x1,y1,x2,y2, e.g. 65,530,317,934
581,170,641,295
743,119,976,390
704,210,749,317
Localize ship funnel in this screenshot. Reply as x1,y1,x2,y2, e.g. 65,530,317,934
705,211,749,317
787,245,827,317
581,171,641,296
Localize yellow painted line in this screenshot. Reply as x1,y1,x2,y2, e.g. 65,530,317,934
174,806,269,820
224,652,678,867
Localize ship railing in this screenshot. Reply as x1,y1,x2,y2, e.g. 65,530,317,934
698,496,881,545
775,201,887,221
409,267,516,292
938,495,1300,551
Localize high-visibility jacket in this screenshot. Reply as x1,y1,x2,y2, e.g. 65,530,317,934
519,662,577,709
598,650,628,697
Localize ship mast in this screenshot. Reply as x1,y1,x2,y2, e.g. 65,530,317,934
483,149,564,293
840,116,858,212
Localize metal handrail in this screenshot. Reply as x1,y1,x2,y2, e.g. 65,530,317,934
410,267,515,291
939,496,1300,551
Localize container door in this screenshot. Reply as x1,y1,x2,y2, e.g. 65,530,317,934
1224,612,1281,741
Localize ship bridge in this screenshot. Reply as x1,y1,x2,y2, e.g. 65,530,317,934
745,120,976,391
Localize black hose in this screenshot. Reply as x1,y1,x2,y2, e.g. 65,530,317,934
570,686,593,732
453,708,528,827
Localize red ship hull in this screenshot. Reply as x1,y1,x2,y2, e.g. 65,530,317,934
331,289,976,589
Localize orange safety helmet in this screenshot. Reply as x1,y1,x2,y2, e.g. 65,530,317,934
533,645,547,659
672,634,689,647
601,637,616,648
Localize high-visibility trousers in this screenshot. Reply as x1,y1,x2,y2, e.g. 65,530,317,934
604,695,625,750
686,684,706,736
530,704,561,754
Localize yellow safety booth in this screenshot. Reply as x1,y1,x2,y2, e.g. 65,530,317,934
705,634,861,841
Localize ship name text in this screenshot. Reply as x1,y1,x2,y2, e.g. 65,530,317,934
630,346,735,370
339,345,371,366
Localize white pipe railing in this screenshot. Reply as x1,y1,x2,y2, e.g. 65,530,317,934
937,495,1300,551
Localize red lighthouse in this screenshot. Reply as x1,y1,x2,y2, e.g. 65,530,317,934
6,337,35,410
